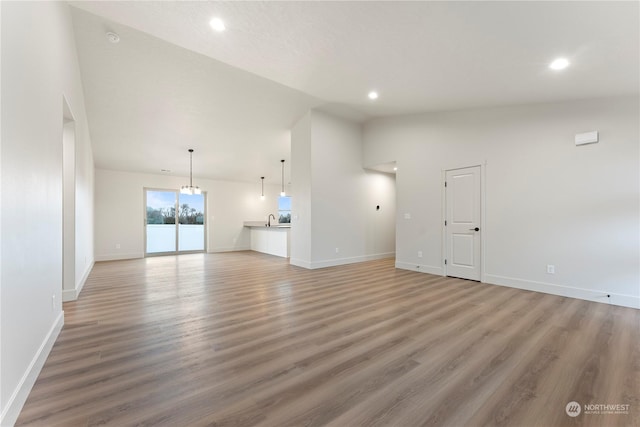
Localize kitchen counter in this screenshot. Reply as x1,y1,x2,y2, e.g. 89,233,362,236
244,221,291,257
243,221,291,228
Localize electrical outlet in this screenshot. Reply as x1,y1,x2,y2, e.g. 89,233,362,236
51,294,56,310
404,213,411,220
335,247,340,254
116,243,121,249
418,251,423,258
547,265,555,274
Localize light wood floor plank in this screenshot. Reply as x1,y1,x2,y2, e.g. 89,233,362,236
16,252,639,427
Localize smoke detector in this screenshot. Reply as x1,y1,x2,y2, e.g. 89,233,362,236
106,32,120,43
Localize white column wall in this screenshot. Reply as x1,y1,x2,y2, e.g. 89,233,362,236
74,112,95,297
291,110,396,269
290,112,312,267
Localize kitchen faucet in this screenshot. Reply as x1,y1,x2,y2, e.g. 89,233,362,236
267,213,276,227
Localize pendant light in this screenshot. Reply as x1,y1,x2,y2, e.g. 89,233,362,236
180,149,201,195
280,159,286,197
260,176,265,201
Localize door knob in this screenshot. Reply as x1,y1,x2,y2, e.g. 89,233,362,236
469,227,480,231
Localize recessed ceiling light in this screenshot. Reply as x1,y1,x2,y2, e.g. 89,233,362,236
393,167,397,171
549,58,569,70
209,17,226,32
368,91,379,100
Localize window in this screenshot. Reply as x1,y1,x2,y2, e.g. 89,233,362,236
278,196,291,223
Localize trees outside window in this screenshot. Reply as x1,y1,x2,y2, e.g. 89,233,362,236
278,196,291,223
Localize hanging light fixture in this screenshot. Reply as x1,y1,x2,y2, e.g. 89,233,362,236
280,159,286,197
260,176,265,201
180,149,201,195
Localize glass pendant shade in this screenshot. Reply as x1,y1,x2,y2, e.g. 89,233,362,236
180,185,201,195
260,176,265,201
182,149,200,195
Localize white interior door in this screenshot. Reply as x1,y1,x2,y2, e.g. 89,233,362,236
445,166,481,280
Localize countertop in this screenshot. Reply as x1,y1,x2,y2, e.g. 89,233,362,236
243,221,291,229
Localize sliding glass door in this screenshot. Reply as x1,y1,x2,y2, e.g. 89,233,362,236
145,190,177,254
178,193,205,251
145,189,206,255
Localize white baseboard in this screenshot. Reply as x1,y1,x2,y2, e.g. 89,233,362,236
291,252,395,270
96,248,256,260
62,288,76,302
395,261,444,276
484,273,640,309
290,258,312,269
390,264,638,310
0,311,64,427
75,260,94,298
62,260,94,302
208,246,251,253
95,252,143,262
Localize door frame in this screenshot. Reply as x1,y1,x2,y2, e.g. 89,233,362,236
441,162,486,282
143,187,207,257
62,95,76,301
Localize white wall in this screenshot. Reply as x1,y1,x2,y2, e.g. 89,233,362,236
291,110,396,269
74,109,95,300
290,112,312,265
94,169,281,260
0,1,3,419
62,109,94,305
62,119,76,300
363,95,639,309
1,2,95,425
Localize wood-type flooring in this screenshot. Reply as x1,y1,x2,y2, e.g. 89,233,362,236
16,252,639,426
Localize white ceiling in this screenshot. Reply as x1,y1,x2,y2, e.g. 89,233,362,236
69,1,639,183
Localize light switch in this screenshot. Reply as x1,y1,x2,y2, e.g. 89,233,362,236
404,213,411,220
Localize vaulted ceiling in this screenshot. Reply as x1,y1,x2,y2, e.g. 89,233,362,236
69,1,639,183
